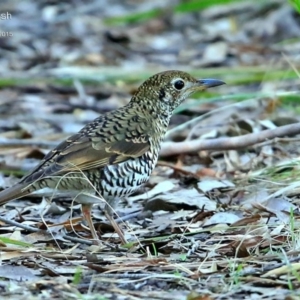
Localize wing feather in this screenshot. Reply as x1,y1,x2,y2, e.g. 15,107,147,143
20,112,151,184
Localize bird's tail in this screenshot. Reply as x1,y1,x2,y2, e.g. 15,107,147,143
0,183,31,205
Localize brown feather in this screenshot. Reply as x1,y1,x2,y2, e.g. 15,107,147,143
0,183,30,205
18,111,151,186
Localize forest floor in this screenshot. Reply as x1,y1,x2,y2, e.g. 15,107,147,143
1,0,300,299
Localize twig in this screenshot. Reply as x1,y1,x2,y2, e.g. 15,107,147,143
254,136,300,148
157,162,199,178
0,215,41,232
160,122,300,156
62,234,93,245
0,215,95,245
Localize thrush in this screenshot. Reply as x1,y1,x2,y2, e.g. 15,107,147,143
0,70,224,244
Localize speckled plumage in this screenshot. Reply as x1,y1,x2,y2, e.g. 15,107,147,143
0,70,224,243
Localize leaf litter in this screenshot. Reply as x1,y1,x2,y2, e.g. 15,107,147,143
1,0,300,299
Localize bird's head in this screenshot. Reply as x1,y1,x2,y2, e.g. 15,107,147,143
131,70,225,113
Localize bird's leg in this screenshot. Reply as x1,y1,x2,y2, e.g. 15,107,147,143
75,193,103,245
77,193,127,245
104,204,127,245
81,203,101,245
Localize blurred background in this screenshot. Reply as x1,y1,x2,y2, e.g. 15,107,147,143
1,0,299,88
1,1,300,298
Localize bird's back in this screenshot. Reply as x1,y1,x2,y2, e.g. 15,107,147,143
0,102,166,203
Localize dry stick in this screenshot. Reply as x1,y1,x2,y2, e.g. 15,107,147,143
0,215,93,245
63,234,93,245
0,215,40,232
160,122,300,156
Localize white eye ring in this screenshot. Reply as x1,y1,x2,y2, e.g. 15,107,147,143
173,79,185,90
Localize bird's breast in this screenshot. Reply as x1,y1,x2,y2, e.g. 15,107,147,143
97,146,160,199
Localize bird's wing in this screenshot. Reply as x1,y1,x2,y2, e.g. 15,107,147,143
20,111,151,184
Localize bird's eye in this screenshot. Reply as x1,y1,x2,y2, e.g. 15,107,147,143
174,80,185,90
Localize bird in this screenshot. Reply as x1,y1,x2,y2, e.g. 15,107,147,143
0,70,224,244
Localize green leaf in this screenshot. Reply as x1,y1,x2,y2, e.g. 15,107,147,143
0,236,33,247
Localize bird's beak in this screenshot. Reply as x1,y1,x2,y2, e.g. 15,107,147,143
197,78,225,89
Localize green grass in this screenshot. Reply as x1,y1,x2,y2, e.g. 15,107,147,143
1,65,298,88
250,159,300,185
105,0,244,25
151,242,158,257
289,0,300,13
175,90,300,114
0,236,33,247
72,267,83,285
0,62,298,91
